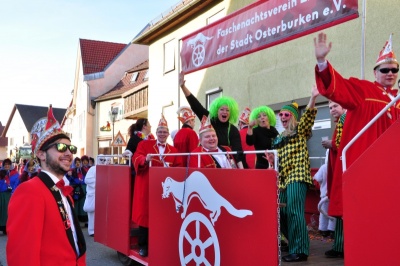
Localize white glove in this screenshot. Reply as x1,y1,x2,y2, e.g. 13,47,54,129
122,149,133,157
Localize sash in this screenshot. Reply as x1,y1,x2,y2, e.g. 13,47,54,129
38,172,86,258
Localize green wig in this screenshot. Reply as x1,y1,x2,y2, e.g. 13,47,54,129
209,96,239,124
249,105,276,127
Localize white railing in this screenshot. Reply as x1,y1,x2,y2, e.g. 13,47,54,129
97,154,131,167
146,150,279,171
342,93,400,171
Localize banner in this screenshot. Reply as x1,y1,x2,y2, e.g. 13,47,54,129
150,168,279,265
181,0,358,73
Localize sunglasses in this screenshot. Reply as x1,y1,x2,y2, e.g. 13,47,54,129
99,158,106,162
378,68,399,74
279,112,291,118
45,143,78,154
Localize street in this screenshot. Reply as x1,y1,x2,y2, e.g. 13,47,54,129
0,226,125,266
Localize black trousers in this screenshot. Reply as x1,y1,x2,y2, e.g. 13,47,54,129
138,226,148,248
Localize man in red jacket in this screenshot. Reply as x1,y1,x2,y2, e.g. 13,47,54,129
132,114,183,257
314,32,400,258
173,106,199,166
189,115,236,168
7,105,86,266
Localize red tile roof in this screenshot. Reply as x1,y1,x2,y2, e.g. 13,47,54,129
80,39,127,75
96,60,149,101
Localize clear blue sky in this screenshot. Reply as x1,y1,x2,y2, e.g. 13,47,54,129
0,0,179,124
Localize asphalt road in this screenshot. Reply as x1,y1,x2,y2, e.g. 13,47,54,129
0,226,127,266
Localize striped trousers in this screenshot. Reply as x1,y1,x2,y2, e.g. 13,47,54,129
332,218,344,252
280,182,309,255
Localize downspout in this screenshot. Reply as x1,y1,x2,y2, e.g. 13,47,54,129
360,0,367,79
86,81,95,158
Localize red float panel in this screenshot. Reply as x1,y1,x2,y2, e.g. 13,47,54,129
343,119,400,265
95,165,131,255
149,168,279,265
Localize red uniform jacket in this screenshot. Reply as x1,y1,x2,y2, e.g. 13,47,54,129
188,146,233,168
132,140,183,227
239,127,255,169
315,62,400,216
7,175,86,266
173,127,199,167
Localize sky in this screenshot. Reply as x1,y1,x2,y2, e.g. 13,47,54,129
0,0,179,124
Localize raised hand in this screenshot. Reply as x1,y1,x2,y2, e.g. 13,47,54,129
179,71,185,88
311,84,320,98
314,32,332,63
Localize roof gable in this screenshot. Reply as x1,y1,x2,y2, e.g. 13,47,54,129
80,39,127,75
16,104,67,132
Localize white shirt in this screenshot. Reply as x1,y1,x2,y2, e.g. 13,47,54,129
43,170,80,255
206,148,232,169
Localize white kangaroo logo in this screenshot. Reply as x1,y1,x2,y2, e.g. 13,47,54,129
186,33,213,48
162,171,252,225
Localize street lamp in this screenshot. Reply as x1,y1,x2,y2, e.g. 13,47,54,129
109,107,119,141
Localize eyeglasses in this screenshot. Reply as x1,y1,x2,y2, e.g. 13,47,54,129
45,143,77,154
279,112,291,118
99,158,106,162
157,131,169,134
378,68,399,74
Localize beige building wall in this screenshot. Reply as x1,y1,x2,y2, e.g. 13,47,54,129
95,98,133,157
145,0,400,134
68,43,149,157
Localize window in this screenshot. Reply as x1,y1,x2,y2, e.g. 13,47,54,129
130,72,139,83
205,87,222,109
307,104,332,168
143,70,149,81
164,39,175,73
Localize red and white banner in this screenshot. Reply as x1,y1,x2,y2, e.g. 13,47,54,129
181,0,358,73
149,168,279,265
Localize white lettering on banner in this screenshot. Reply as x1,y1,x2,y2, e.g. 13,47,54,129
230,34,253,51
217,0,299,39
333,0,343,11
182,0,359,73
254,11,318,40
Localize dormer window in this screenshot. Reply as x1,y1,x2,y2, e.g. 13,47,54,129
143,70,149,81
130,72,139,83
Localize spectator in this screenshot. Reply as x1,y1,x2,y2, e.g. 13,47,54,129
70,157,88,224
313,151,336,239
83,154,111,237
19,158,40,183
